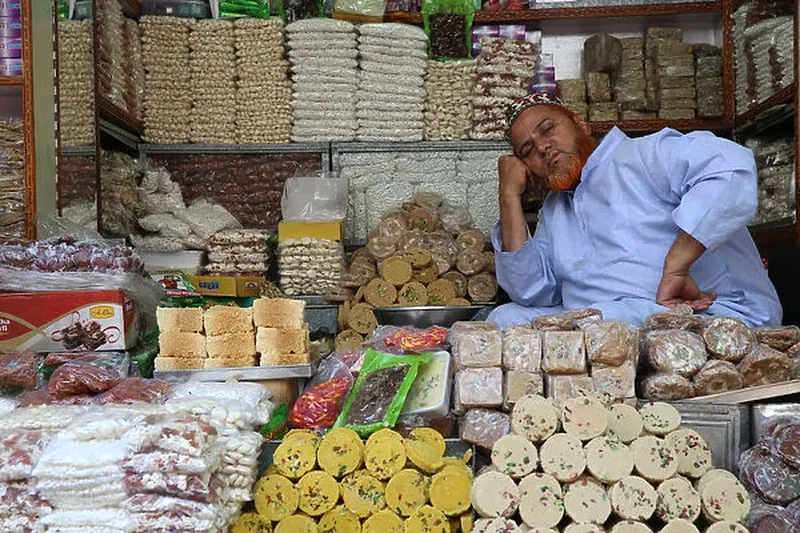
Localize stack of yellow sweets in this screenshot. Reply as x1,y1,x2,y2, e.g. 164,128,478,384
254,298,311,366
233,427,474,533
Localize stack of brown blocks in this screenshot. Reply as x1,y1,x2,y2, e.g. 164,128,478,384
647,27,697,120
155,307,207,370
204,306,257,368
254,298,311,366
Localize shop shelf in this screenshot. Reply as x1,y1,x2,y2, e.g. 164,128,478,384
683,379,800,404
153,362,318,382
593,117,731,133
98,95,143,137
0,76,22,87
139,142,330,155
734,83,796,135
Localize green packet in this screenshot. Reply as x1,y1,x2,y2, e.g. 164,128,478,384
219,0,271,18
261,403,290,440
333,349,433,437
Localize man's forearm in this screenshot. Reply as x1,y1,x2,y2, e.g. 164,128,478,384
664,229,707,274
499,193,528,252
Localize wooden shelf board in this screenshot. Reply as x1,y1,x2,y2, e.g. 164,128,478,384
98,95,143,137
0,76,22,87
593,117,730,133
734,83,796,132
385,1,721,23
120,0,142,17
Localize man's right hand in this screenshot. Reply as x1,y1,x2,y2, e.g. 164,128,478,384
498,155,530,200
498,155,531,252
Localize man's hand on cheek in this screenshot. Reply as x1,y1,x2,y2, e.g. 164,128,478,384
498,155,531,199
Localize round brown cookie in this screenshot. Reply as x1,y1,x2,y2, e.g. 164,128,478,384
431,251,456,276
338,301,350,330
456,229,486,252
647,330,707,377
367,235,397,262
349,303,378,335
413,265,439,284
533,313,577,331
341,273,362,289
399,248,433,268
702,316,755,362
414,191,444,210
401,201,418,213
427,279,456,306
692,360,744,396
336,329,364,351
644,312,704,332
398,282,428,306
379,209,410,243
365,278,397,307
448,298,471,306
483,251,495,273
468,272,497,303
442,271,468,298
456,249,487,276
642,373,695,401
397,229,426,252
349,260,376,286
738,344,792,387
354,285,365,303
787,341,800,357
756,326,800,352
381,257,413,286
409,207,437,233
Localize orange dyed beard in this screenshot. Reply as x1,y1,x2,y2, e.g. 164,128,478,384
540,118,597,192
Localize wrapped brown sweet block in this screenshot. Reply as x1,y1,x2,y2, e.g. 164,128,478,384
740,445,800,506
460,408,510,450
581,320,639,367
546,374,595,405
454,367,503,408
644,311,703,332
450,321,502,369
642,373,695,400
504,370,544,411
586,72,612,103
646,330,707,377
701,316,755,363
542,331,587,375
591,359,636,401
755,326,800,352
692,360,744,397
533,313,577,331
583,33,622,73
737,345,793,387
501,326,542,372
589,102,619,122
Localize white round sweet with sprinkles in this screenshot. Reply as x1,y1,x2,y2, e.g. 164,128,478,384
631,435,678,481
491,434,538,478
540,433,587,483
471,471,521,518
472,517,526,533
699,475,750,523
563,524,605,533
640,402,681,435
610,475,657,521
512,395,560,443
563,475,611,524
610,521,654,533
705,521,749,533
656,476,701,522
606,404,644,443
585,436,634,484
562,396,608,441
695,469,739,496
665,429,712,479
518,473,563,529
659,518,701,533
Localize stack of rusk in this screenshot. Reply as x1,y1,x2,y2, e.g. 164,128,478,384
204,306,257,368
154,307,206,371
254,298,310,366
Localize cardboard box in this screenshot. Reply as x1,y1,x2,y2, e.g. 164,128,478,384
189,276,265,298
0,290,138,353
278,220,346,242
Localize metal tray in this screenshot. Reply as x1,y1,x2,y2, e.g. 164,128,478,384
682,379,800,404
154,362,317,382
258,438,475,476
373,306,484,328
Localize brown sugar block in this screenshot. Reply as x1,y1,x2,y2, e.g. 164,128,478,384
365,278,397,307
367,235,397,262
159,331,206,358
467,272,497,303
413,265,439,284
206,332,256,358
338,302,350,331
557,79,587,103
254,298,306,329
409,207,437,233
456,249,487,276
397,282,429,306
442,271,467,298
156,307,204,333
336,329,364,351
399,248,432,268
586,72,612,103
203,306,254,336
260,350,311,367
657,108,695,120
154,357,205,371
204,355,257,369
589,102,619,122
456,229,486,252
449,298,471,306
655,42,693,57
737,345,792,387
583,33,622,73
427,279,456,306
256,327,309,356
349,303,378,335
381,257,413,287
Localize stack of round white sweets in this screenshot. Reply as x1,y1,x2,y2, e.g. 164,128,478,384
233,18,292,144
356,23,428,142
424,59,476,141
286,19,359,142
470,395,751,533
278,238,344,296
57,20,95,147
140,16,192,144
189,20,236,144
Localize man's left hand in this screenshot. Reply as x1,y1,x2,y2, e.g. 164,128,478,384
656,271,716,312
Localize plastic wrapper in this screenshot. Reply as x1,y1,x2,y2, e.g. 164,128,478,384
333,0,388,21
746,502,796,533
0,405,86,432
422,0,474,60
169,381,271,422
454,367,503,409
768,421,800,470
289,356,354,430
740,444,800,505
124,471,225,503
219,0,271,18
47,352,129,400
174,199,242,242
701,316,756,362
40,508,136,531
546,373,595,406
0,429,51,482
460,407,510,450
642,373,695,400
646,330,708,377
122,449,220,476
95,378,174,405
590,360,636,401
0,479,52,517
281,175,348,222
581,321,639,367
123,415,218,457
542,331,587,375
692,360,744,397
371,325,450,355
504,370,544,409
0,352,40,389
334,349,432,436
738,345,793,387
0,397,18,417
643,311,704,332
165,397,259,431
450,321,502,369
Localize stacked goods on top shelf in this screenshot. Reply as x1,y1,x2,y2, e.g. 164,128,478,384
648,27,696,120
234,18,292,144
0,119,24,238
189,20,236,144
95,0,126,110
286,19,359,142
101,151,142,238
470,397,750,533
58,20,95,146
694,44,723,118
279,238,345,296
733,1,795,113
123,19,144,121
356,23,428,142
584,33,623,122
424,59,476,140
470,37,538,140
746,135,796,225
204,228,272,278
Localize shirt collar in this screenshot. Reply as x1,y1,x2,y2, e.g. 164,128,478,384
581,126,628,177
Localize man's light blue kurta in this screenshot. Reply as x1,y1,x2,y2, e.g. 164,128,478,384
488,127,782,329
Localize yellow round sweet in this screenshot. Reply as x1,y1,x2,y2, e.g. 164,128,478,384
318,428,364,478
429,469,471,516
362,510,404,533
385,468,428,516
405,439,444,474
232,512,272,533
366,428,404,448
274,436,318,479
460,512,473,533
440,459,473,480
410,428,446,457
318,505,361,533
342,472,386,518
296,471,340,516
275,515,317,533
404,505,449,533
284,429,321,444
254,475,298,521
365,435,407,480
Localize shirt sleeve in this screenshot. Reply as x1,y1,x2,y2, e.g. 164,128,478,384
491,216,562,307
644,130,758,251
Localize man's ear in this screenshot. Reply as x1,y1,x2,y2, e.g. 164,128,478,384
571,113,592,136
